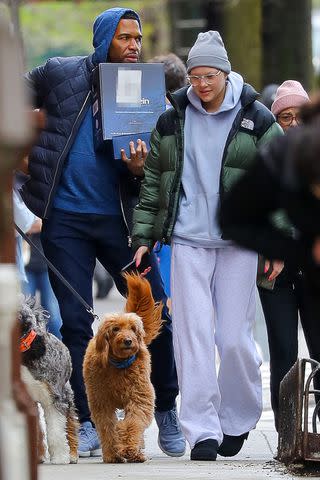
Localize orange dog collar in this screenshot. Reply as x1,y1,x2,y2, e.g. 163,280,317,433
20,330,37,352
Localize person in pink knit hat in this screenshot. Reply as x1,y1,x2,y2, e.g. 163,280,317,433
257,79,312,433
271,80,310,131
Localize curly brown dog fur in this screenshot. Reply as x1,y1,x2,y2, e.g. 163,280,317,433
83,273,162,463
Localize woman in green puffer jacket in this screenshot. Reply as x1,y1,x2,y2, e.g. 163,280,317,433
132,31,282,462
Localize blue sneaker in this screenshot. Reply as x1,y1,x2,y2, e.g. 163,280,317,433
155,406,186,457
78,421,101,457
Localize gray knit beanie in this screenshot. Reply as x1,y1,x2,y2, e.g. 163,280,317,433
187,31,231,74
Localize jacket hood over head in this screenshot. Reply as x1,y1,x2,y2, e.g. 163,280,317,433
92,7,141,65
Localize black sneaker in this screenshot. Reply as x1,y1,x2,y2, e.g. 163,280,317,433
217,432,249,457
190,439,219,461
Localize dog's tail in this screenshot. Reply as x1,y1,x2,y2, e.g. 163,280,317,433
124,272,163,345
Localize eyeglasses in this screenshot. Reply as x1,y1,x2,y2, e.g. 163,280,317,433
186,71,221,87
277,112,301,126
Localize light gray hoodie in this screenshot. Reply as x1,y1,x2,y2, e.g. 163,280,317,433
173,71,244,248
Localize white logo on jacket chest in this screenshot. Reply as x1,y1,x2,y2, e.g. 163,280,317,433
241,118,254,130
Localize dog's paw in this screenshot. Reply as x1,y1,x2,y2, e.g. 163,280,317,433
38,453,48,464
50,454,70,465
120,447,147,463
102,454,125,464
69,454,78,464
127,451,147,463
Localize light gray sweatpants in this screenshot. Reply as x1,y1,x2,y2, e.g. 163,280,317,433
171,243,262,449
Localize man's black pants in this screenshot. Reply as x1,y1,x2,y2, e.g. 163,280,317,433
42,209,178,423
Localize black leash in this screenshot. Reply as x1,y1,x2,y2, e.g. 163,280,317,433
15,223,100,322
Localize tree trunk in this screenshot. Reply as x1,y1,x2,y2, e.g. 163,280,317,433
169,0,262,89
204,0,262,90
262,0,312,90
203,0,225,32
224,0,262,91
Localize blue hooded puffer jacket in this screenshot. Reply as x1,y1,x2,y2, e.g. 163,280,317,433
21,7,141,219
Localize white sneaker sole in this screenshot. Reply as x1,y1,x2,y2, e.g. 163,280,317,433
91,448,102,457
157,438,186,457
78,450,90,458
78,448,102,458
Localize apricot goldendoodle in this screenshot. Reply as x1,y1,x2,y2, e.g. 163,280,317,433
83,273,162,463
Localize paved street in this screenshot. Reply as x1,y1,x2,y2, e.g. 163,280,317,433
39,286,316,480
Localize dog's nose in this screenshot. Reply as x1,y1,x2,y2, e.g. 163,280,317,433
124,338,132,347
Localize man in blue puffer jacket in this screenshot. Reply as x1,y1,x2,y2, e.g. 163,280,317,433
21,7,185,458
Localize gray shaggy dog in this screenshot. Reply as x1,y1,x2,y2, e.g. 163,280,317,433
19,296,79,464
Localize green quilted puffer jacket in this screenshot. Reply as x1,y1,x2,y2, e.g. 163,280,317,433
132,84,283,252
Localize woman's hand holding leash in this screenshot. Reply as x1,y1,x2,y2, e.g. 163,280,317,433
134,246,151,276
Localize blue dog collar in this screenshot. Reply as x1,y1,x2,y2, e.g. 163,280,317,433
109,354,137,369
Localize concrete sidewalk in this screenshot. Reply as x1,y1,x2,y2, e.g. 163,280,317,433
39,291,314,479
38,364,309,480
37,415,290,480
